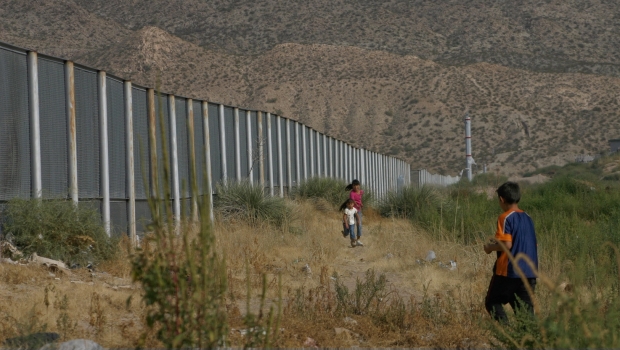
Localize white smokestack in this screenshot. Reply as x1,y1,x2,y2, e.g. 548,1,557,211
464,113,474,181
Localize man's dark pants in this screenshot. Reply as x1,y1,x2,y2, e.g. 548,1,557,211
485,275,537,322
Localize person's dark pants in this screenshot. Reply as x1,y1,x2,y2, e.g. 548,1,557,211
485,275,536,322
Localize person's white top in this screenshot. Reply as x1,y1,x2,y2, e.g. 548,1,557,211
344,207,358,225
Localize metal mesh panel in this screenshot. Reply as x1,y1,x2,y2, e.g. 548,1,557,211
270,114,279,186
107,77,126,199
135,200,151,232
208,103,221,186
280,118,288,185
262,113,269,184
224,107,235,180
38,57,67,198
250,111,259,183
132,88,149,199
74,67,100,199
239,110,249,179
154,94,170,197
192,101,205,194
0,48,30,201
109,201,128,236
175,97,190,198
289,121,297,186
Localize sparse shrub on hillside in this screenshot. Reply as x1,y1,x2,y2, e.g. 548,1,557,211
214,180,293,227
1,198,116,266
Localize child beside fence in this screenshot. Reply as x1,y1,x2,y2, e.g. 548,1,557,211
341,199,362,247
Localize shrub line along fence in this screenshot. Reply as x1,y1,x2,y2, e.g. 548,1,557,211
0,41,417,240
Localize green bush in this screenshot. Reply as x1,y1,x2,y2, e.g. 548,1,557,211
1,198,116,266
214,180,293,227
378,185,443,222
292,177,348,207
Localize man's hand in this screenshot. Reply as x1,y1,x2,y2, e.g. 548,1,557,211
484,239,498,254
484,243,494,254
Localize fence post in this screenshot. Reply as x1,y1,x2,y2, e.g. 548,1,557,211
202,101,214,224
124,82,136,243
27,51,42,200
98,71,111,236
187,99,198,221
295,122,301,185
267,112,274,196
276,115,284,197
302,125,307,180
234,107,241,181
322,133,327,177
286,118,292,191
218,104,227,183
246,110,253,184
147,89,157,198
309,129,314,177
169,95,180,228
65,61,78,204
258,111,264,186
314,130,322,177
335,140,339,179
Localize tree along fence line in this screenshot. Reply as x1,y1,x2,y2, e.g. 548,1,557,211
413,169,461,187
0,41,412,240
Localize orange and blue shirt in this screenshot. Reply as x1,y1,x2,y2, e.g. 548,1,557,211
494,209,538,278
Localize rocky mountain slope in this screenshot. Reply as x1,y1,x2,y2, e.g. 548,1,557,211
1,0,619,175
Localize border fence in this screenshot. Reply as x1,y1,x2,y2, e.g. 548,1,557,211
0,41,419,239
412,169,461,187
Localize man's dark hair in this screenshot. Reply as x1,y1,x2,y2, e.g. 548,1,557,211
496,182,521,204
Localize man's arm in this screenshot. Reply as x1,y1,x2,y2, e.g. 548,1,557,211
484,239,512,254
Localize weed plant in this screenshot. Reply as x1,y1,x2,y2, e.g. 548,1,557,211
377,186,444,225
214,180,293,227
1,198,116,265
130,97,228,348
292,177,348,207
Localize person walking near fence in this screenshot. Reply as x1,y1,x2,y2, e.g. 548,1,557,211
342,199,361,247
346,179,364,246
483,181,538,323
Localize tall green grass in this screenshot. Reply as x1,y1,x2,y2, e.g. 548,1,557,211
381,173,620,348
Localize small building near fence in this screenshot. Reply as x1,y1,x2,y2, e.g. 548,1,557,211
575,155,595,163
610,139,620,153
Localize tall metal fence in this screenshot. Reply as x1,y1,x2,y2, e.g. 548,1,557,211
413,169,461,187
0,41,412,238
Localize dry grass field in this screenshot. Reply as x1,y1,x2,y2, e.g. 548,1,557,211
0,201,496,348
